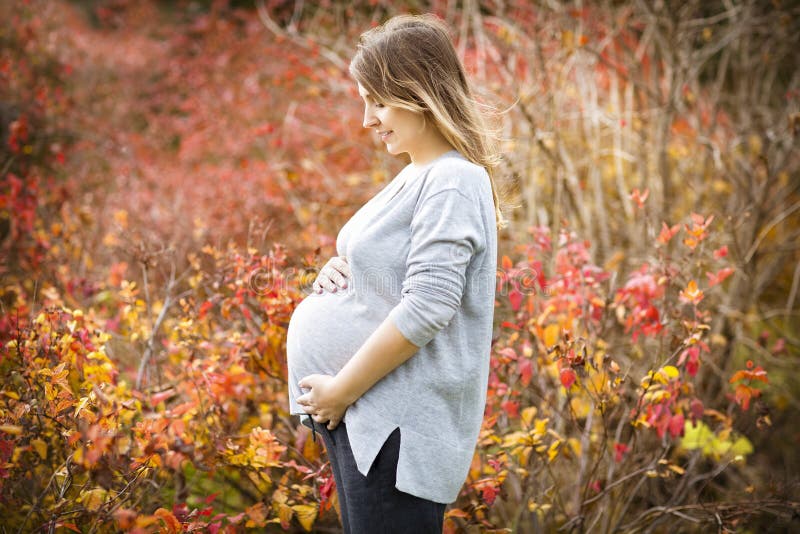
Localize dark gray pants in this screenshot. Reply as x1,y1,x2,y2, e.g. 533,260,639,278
309,419,446,533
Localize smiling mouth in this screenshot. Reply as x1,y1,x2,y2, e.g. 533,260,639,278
379,131,393,141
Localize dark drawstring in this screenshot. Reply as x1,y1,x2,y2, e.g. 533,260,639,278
309,416,318,442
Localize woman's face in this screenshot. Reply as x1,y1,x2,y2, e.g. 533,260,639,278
357,82,431,162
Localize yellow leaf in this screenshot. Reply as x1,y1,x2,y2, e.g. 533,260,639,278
272,488,288,505
79,488,108,512
662,365,680,379
588,371,609,394
569,396,591,419
501,430,531,448
648,390,672,403
547,440,561,462
277,503,293,527
567,438,581,458
667,464,685,475
32,438,48,460
521,406,538,428
730,436,753,457
0,425,22,435
543,323,560,346
292,504,318,532
533,418,549,438
74,396,90,418
528,500,552,514
73,446,84,465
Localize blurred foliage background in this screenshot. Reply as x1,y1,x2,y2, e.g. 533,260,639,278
1,0,798,532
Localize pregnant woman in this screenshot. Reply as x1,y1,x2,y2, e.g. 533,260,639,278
287,13,503,533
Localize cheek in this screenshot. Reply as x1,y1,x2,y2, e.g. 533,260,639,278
378,110,393,126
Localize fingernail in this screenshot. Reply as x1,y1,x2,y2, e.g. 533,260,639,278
332,287,337,293
341,282,347,288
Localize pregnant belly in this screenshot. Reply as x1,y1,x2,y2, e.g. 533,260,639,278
286,291,379,414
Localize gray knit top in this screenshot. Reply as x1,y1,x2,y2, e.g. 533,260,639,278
287,150,497,503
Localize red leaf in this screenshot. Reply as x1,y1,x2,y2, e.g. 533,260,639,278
560,368,576,390
518,358,533,387
668,413,685,438
198,300,213,319
690,398,704,423
501,400,519,418
481,483,499,506
508,289,523,311
613,442,629,462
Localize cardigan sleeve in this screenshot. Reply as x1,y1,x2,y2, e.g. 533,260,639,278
387,187,486,348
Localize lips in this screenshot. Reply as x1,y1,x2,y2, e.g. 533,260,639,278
379,130,393,142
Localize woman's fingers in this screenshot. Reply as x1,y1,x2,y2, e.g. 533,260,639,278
330,256,352,279
326,256,350,289
314,270,336,293
314,256,351,293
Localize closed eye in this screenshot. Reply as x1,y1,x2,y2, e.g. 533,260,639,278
360,94,385,109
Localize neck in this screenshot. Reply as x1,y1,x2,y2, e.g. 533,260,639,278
408,142,456,169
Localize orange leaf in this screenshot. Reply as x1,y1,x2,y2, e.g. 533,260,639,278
629,188,649,209
707,267,734,287
656,222,680,244
154,508,181,533
151,388,176,406
679,280,704,305
113,509,137,530
446,509,471,519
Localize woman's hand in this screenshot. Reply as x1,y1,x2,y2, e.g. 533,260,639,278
313,256,351,294
296,374,353,430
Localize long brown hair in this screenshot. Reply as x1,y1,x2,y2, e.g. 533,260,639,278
349,13,508,229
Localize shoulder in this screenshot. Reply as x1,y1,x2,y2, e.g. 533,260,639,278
422,154,490,199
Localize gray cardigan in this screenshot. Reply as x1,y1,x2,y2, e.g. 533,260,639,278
287,150,497,503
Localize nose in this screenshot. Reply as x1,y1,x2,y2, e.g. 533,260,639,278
363,105,378,129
